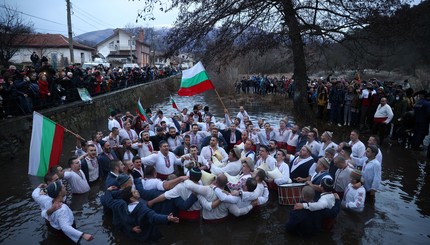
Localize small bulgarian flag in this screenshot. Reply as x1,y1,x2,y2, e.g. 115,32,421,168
28,112,64,177
171,96,180,111
178,61,215,96
137,98,152,123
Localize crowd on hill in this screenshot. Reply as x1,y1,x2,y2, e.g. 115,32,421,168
0,56,178,119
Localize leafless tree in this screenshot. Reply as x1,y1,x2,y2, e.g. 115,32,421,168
0,4,33,66
136,0,409,122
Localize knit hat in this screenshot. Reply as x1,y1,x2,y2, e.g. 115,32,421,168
189,167,202,180
241,157,255,171
46,180,63,198
116,173,130,187
278,149,288,158
350,169,362,182
100,140,107,147
321,178,334,192
319,157,330,169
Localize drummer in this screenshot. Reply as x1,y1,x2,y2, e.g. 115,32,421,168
288,145,316,183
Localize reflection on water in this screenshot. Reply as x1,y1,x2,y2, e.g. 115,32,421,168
0,92,429,244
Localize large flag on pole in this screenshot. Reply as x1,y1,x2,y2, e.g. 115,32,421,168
28,111,64,177
137,98,152,124
178,61,215,96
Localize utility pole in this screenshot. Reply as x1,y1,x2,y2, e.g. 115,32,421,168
66,0,74,64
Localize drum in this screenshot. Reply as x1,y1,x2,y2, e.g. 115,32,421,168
278,183,305,205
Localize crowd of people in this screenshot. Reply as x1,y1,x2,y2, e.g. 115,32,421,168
237,74,430,150
32,100,405,243
0,57,178,119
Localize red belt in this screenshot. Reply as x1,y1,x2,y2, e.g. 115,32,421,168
178,209,200,221
373,117,387,123
286,145,296,154
156,173,170,181
277,142,288,150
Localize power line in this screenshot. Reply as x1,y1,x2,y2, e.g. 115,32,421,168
0,5,64,26
72,3,116,29
72,13,103,30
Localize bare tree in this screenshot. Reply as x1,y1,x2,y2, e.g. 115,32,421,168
137,0,408,123
0,4,33,66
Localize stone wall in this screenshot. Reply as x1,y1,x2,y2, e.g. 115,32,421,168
0,75,180,159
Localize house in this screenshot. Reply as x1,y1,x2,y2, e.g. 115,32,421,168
152,52,195,69
96,28,150,67
10,33,94,68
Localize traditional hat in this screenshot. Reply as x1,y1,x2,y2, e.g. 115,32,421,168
232,147,242,159
241,157,255,171
323,131,333,139
278,149,288,157
46,180,63,198
189,167,202,180
319,157,330,169
302,126,311,132
350,169,362,182
321,178,334,192
9,65,16,70
303,145,312,154
116,173,130,186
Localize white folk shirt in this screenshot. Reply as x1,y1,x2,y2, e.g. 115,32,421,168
348,140,366,158
45,204,83,243
108,117,121,131
122,149,135,162
164,182,201,211
374,104,394,123
141,151,182,175
64,170,90,194
258,130,275,146
318,141,338,157
188,132,205,146
342,184,366,212
255,155,277,171
167,136,183,151
119,128,138,142
85,157,99,182
103,134,120,149
141,178,165,191
306,140,321,156
200,145,228,162
286,131,299,146
274,162,292,185
274,128,289,143
211,159,242,176
132,141,154,157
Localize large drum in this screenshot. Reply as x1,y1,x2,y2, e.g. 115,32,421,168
278,183,305,205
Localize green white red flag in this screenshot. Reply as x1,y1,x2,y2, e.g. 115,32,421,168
178,61,215,96
137,98,152,123
171,96,180,111
28,111,64,177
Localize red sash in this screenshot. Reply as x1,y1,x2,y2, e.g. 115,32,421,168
178,210,200,221
277,142,288,150
286,145,296,154
373,117,387,124
156,173,170,181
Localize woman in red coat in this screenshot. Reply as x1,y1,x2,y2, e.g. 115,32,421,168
38,73,50,108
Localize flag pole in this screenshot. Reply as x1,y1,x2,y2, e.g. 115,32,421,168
34,111,85,140
213,89,228,113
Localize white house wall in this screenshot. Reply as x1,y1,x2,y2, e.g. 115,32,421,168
10,47,92,66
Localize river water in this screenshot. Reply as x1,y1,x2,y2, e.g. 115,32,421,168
0,92,429,245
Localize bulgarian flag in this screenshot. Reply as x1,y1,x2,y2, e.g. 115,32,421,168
171,96,180,111
28,112,64,177
178,61,215,96
137,98,152,123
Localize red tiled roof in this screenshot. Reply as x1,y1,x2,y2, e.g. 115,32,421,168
12,33,94,51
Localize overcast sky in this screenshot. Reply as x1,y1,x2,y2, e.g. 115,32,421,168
5,0,179,36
